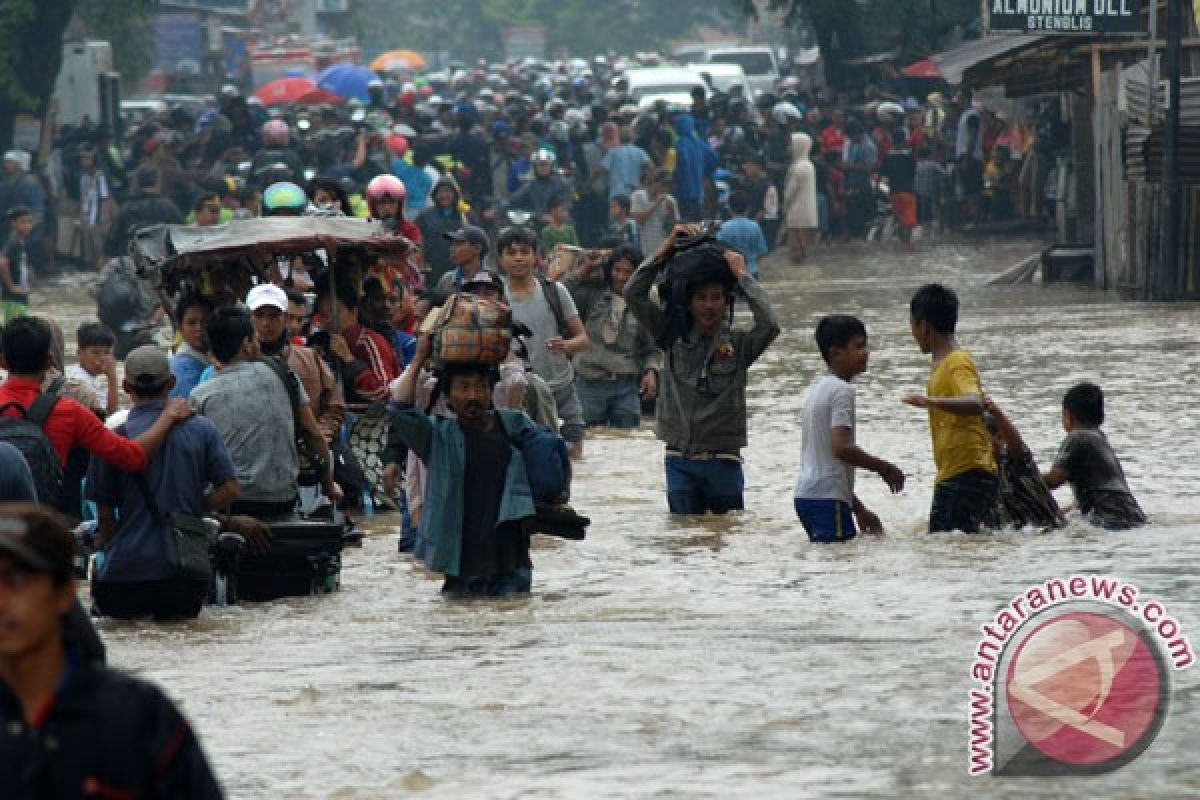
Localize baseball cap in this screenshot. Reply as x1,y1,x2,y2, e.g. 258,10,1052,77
124,345,172,390
0,507,75,579
246,283,289,312
461,270,505,295
444,225,490,252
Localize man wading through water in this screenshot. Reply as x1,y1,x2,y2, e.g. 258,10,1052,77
625,225,780,514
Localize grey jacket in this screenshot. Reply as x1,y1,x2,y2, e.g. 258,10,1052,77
563,272,663,381
624,258,780,455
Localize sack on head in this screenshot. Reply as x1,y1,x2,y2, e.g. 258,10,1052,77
431,293,513,366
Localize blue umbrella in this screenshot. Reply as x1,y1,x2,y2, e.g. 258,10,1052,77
317,64,379,103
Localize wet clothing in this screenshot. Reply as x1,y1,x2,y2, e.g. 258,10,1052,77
87,401,235,585
190,361,305,506
0,652,224,800
665,453,744,515
563,273,662,385
457,424,529,581
625,265,780,458
504,278,580,392
925,350,997,483
91,580,209,622
384,408,536,582
930,468,999,533
415,178,465,284
673,115,719,204
783,133,818,230
795,497,857,543
1052,428,1147,530
983,447,1064,531
793,374,856,505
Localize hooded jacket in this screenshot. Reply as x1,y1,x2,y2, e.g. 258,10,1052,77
672,115,719,203
783,132,818,229
415,177,465,285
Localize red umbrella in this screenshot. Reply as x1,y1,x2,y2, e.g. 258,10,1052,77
295,88,345,106
902,58,942,79
253,77,319,106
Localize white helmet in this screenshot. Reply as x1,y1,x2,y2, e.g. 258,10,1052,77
532,148,557,165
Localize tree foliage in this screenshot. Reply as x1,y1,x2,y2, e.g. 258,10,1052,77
76,0,155,88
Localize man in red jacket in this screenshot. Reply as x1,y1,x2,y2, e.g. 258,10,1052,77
315,276,397,408
0,317,190,511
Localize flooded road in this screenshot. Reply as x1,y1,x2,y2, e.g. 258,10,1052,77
53,238,1199,798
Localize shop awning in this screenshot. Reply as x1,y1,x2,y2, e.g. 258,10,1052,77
932,35,1048,85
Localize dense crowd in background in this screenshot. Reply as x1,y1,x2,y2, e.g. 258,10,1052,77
0,53,1071,286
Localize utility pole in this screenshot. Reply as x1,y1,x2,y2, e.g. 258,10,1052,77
1157,0,1182,300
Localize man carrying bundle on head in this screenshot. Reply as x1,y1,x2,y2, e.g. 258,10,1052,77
381,277,581,597
624,225,780,515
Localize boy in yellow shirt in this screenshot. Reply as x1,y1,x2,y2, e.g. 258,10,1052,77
901,283,998,532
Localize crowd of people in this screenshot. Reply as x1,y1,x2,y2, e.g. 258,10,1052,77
0,54,1131,800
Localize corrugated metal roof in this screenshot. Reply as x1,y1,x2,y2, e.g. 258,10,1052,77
933,35,1049,85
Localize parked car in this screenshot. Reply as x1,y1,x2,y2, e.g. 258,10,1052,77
622,67,709,111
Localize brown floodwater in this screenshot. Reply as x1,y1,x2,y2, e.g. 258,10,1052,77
44,236,1199,799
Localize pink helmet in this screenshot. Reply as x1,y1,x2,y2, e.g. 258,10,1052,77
366,174,407,202
262,119,290,146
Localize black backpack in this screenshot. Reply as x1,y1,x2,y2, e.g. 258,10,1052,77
652,234,738,350
0,389,63,507
96,260,145,334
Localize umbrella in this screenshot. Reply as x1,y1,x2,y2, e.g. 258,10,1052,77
317,64,380,103
253,77,319,106
295,88,345,106
370,49,427,72
902,58,942,79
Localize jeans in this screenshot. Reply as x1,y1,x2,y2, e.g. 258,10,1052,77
552,381,586,443
794,497,857,543
665,455,744,515
575,375,641,428
92,580,209,621
442,568,533,597
930,468,1000,533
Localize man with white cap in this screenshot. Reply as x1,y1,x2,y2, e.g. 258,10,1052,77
1,151,43,259
0,505,225,797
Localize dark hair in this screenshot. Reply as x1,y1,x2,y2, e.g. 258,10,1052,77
76,322,115,349
610,194,631,213
1,316,52,374
315,274,360,312
743,153,765,168
0,505,74,587
548,195,571,212
1063,382,1104,426
910,283,958,335
440,361,499,391
284,288,307,307
136,166,159,190
5,206,32,222
603,243,644,287
891,128,907,147
193,192,220,212
497,226,537,255
206,306,254,364
814,315,867,364
728,190,749,214
174,292,213,326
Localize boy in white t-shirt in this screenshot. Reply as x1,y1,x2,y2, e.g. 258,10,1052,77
65,321,118,416
794,315,905,542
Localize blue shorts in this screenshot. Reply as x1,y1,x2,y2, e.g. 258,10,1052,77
794,498,857,543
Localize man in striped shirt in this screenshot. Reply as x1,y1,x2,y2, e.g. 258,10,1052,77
315,277,398,409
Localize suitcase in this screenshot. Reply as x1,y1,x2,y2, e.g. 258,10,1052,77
213,511,355,604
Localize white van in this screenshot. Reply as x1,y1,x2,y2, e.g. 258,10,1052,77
686,63,751,98
703,46,781,97
622,67,709,111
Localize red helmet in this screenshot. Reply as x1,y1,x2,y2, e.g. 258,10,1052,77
386,134,409,158
262,119,290,146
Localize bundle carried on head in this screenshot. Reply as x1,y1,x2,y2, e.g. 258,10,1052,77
425,293,513,367
653,227,738,349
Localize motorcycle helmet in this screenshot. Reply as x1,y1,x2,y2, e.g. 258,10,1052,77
262,181,308,216
531,148,557,165
366,174,408,202
262,119,290,146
